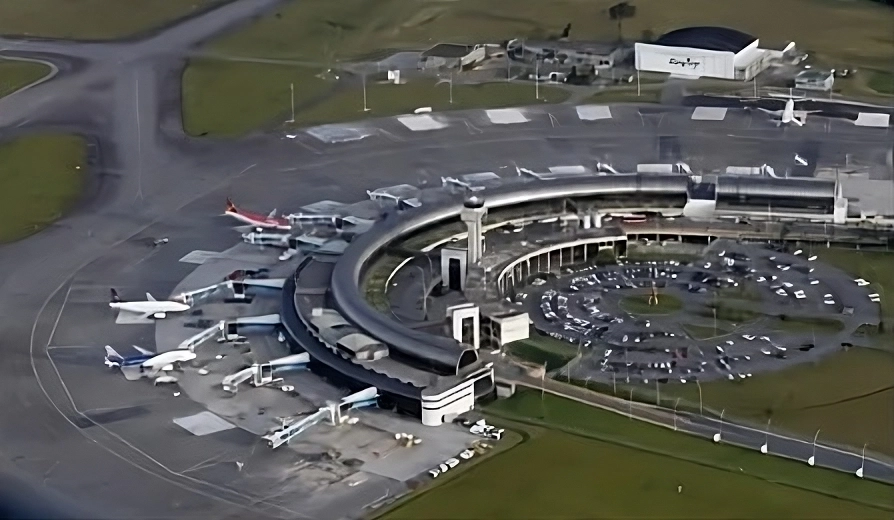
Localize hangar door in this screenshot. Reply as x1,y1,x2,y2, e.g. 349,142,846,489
634,43,733,79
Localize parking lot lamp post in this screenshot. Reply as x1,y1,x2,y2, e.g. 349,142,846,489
655,379,660,406
612,371,616,394
362,73,370,112
761,418,771,454
673,398,680,431
628,388,633,420
535,58,544,100
696,379,703,415
713,408,725,443
857,444,867,478
808,429,820,466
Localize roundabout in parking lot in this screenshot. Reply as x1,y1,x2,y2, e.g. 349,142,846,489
523,237,881,385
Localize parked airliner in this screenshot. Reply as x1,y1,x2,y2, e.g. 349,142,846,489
104,345,196,381
109,289,190,320
758,91,820,127
224,198,291,230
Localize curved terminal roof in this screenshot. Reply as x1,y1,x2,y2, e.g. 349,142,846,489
330,174,690,376
716,177,836,200
654,27,756,54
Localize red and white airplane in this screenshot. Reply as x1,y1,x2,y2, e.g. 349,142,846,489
224,198,291,230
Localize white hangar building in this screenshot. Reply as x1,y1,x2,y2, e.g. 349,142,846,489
635,26,791,81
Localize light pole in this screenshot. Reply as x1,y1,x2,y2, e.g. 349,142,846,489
760,418,771,454
808,429,821,466
673,398,680,431
436,75,454,105
585,375,591,389
535,58,540,100
612,371,616,394
856,443,867,478
629,388,634,420
287,82,295,123
696,379,703,415
362,73,370,112
713,409,725,443
541,361,547,400
655,379,660,406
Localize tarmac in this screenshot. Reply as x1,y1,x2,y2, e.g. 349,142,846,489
0,2,892,516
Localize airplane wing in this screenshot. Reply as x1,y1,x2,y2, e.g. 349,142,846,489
132,345,154,356
145,292,157,302
756,108,780,116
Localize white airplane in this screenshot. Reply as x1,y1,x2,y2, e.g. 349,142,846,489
104,345,196,381
109,288,191,319
758,91,820,127
794,154,809,166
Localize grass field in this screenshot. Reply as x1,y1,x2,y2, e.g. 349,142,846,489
620,292,683,315
508,335,579,369
380,390,894,519
182,58,568,136
284,79,568,129
867,70,894,95
208,0,894,70
0,59,51,99
0,135,86,243
620,347,894,455
0,0,227,39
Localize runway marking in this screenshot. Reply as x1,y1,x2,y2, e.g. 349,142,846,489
28,161,310,518
47,345,95,351
46,283,72,347
548,113,560,128
463,120,483,135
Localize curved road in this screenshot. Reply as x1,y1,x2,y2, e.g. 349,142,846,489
0,2,891,517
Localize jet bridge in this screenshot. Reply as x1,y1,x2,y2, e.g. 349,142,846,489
174,282,231,306
263,387,378,449
178,320,225,351
441,177,486,192
219,313,281,341
221,353,310,393
366,189,422,209
283,213,345,230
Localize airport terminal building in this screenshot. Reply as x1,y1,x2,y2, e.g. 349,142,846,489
635,26,788,80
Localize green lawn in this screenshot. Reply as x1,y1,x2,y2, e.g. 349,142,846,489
361,253,409,313
0,59,51,98
619,292,683,315
380,391,894,519
182,58,569,136
866,70,894,96
208,0,894,69
508,335,578,369
0,0,227,39
634,348,894,456
0,135,86,243
683,322,733,340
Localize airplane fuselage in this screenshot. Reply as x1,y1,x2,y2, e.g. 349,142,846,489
225,210,291,230
110,300,190,317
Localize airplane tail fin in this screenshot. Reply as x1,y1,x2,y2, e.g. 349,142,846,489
225,198,237,213
145,292,157,302
104,345,123,364
110,288,122,303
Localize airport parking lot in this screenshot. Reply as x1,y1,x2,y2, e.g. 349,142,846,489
521,238,880,384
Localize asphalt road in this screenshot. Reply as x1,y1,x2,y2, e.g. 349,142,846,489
0,3,892,517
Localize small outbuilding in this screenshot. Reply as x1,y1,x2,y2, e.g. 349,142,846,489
794,69,835,91
635,26,788,81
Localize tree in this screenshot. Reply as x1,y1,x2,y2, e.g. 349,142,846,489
608,2,637,41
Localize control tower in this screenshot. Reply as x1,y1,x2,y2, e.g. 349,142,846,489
460,195,487,265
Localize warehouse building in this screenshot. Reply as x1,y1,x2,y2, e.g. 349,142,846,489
635,26,792,81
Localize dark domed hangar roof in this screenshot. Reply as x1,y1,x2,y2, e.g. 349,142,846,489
654,26,756,53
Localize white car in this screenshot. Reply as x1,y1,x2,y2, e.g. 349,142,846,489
446,458,460,469
808,255,817,261
855,278,870,287
756,276,766,283
459,450,475,460
809,279,819,285
824,300,835,305
775,289,787,296
742,335,755,341
783,282,793,288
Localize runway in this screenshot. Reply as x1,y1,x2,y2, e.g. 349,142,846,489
0,2,891,516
